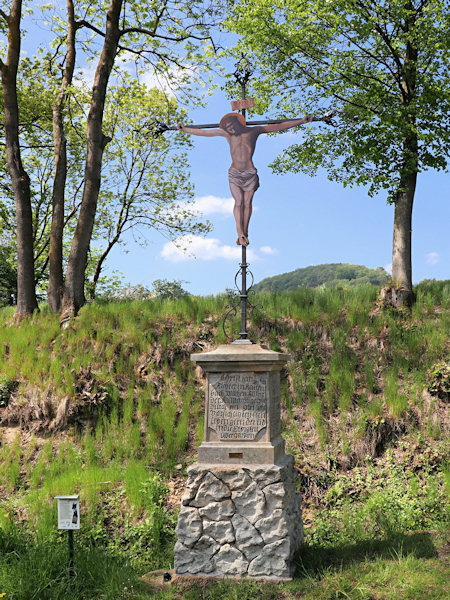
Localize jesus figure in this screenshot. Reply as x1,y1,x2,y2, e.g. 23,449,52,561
178,112,313,246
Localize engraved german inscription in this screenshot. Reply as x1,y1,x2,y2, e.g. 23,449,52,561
208,372,267,441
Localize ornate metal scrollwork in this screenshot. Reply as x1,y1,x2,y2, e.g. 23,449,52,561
233,53,253,90
222,249,266,343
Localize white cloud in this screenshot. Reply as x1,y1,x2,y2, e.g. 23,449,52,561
74,58,190,98
161,235,256,263
384,263,392,275
140,67,190,97
179,195,234,217
124,56,197,97
74,66,96,88
259,245,278,256
426,252,439,266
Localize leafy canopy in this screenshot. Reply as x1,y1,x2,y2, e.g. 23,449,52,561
226,0,450,200
0,55,209,293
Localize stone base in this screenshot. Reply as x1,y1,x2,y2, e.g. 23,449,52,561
198,435,285,466
174,455,303,579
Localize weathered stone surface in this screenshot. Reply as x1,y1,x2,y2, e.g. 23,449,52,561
182,465,208,505
195,534,220,557
214,544,248,575
199,499,235,521
174,541,216,575
263,481,286,513
231,481,265,524
248,539,292,578
232,513,264,560
190,472,231,508
174,462,302,579
203,519,235,544
244,465,281,488
254,509,290,545
175,506,202,547
215,469,252,491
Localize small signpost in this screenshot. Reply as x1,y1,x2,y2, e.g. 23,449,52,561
55,495,80,577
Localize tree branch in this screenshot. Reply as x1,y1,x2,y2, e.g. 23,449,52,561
272,41,381,115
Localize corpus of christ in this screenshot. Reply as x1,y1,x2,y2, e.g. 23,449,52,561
177,112,314,247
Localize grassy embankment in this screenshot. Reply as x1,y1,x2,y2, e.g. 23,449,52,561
0,281,448,599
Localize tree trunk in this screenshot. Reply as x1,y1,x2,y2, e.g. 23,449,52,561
0,0,38,318
48,0,76,313
389,169,417,308
61,0,121,318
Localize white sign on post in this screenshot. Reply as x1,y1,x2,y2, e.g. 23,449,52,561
55,495,80,530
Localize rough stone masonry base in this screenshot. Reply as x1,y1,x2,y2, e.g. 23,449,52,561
174,455,303,579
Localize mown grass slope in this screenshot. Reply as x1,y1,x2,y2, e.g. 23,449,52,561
0,281,448,599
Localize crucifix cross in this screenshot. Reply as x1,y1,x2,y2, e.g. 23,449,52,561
156,56,334,342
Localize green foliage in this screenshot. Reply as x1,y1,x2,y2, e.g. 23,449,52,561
415,279,450,309
427,361,449,401
0,54,212,299
226,0,450,200
255,263,389,292
0,517,140,600
0,242,16,307
0,373,13,407
112,284,155,301
309,446,449,546
151,279,189,300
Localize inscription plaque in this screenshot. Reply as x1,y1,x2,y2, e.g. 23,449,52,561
208,372,267,441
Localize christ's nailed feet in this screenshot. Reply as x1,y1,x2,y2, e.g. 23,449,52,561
237,234,249,247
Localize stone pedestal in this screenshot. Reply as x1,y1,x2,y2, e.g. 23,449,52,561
194,344,288,465
174,343,303,579
175,456,303,578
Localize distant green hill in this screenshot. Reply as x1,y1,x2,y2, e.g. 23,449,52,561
254,263,389,292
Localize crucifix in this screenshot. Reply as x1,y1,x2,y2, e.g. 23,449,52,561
156,56,334,342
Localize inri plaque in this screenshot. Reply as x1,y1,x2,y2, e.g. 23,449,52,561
208,372,267,441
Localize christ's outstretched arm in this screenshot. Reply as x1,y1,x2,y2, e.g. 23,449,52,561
258,114,313,133
177,124,225,137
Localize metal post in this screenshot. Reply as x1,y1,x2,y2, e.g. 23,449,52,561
222,54,258,343
240,246,248,339
237,59,251,341
68,529,74,577
240,78,248,340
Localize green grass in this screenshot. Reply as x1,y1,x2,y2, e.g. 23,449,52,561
0,281,448,599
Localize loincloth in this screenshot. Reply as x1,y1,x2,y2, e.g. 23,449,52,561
228,167,260,192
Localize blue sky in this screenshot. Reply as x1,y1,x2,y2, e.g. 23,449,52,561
21,10,449,296
108,86,449,295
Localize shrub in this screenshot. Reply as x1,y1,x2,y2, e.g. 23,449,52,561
427,361,450,401
151,278,189,299
111,284,155,301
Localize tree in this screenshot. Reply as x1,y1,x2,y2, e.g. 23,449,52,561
227,0,450,306
0,53,87,298
151,278,189,299
0,0,218,318
48,0,77,312
59,0,218,318
0,63,209,301
0,0,38,318
90,80,209,294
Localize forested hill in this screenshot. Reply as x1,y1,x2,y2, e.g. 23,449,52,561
254,263,389,292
